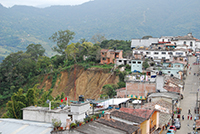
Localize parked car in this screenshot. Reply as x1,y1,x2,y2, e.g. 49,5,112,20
193,122,196,130
169,125,177,132
175,122,181,129
174,118,180,123
167,129,175,134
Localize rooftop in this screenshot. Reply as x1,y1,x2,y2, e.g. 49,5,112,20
141,99,172,113
148,92,180,100
120,107,154,119
163,86,180,93
111,110,146,124
75,121,126,134
0,118,53,134
97,118,139,134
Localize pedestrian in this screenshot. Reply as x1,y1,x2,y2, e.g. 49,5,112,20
182,115,184,120
190,114,192,120
188,109,190,114
188,115,189,120
165,124,167,130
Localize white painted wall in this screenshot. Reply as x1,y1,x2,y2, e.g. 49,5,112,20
131,38,159,48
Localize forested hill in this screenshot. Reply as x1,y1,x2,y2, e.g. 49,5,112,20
0,0,200,60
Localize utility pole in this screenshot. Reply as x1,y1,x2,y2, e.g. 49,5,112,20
172,99,174,125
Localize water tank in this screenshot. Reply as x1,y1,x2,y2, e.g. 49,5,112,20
79,95,84,102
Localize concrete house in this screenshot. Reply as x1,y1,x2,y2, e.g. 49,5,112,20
131,59,143,72
111,109,159,134
22,101,90,127
100,49,123,64
171,33,196,51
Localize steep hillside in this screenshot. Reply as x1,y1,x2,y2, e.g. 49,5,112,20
38,66,119,100
0,0,200,60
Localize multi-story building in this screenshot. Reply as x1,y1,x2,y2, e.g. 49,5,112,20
100,49,123,64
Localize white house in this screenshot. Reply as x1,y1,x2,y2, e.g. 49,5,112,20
131,38,159,48
22,101,90,127
171,33,196,51
132,50,173,61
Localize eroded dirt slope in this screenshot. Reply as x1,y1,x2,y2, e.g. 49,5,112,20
38,66,119,101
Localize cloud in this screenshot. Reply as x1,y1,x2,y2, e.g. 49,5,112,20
0,0,91,8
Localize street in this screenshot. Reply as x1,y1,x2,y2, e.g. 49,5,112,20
176,56,199,134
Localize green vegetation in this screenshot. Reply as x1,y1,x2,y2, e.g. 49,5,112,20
0,29,132,117
142,59,149,70
1,0,199,61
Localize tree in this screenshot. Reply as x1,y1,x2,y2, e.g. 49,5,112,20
65,43,79,63
26,44,45,60
61,92,65,100
6,88,27,119
102,84,118,98
49,30,75,55
142,59,149,70
142,35,152,39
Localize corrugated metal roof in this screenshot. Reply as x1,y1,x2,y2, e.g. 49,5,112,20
0,118,53,134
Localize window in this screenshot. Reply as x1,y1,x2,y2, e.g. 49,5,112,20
146,52,149,54
154,57,158,59
168,71,171,73
132,61,136,64
162,52,166,54
162,57,165,59
190,42,193,47
184,41,186,45
102,58,106,60
119,60,122,62
129,61,131,63
138,61,141,64
168,52,172,55
176,52,183,55
154,52,159,54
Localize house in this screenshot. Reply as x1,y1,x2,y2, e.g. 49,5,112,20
111,109,159,134
131,59,143,72
171,33,196,51
147,92,181,105
120,107,160,134
141,99,172,133
75,120,129,134
124,75,156,98
74,111,140,134
100,49,123,64
116,58,131,66
22,101,90,127
131,38,159,48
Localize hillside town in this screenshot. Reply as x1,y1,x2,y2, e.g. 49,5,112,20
1,33,200,134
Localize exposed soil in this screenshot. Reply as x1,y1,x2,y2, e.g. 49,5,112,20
38,66,119,101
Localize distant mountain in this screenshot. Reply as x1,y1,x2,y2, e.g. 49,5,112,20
0,0,200,59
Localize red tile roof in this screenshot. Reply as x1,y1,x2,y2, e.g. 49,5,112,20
111,110,146,124
163,86,180,93
120,107,154,119
101,49,109,52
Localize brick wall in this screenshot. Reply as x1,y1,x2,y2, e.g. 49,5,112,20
126,82,156,96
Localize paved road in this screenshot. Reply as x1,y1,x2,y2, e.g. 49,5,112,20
176,56,199,134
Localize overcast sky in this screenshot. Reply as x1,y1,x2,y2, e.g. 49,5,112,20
0,0,92,8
